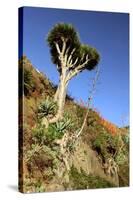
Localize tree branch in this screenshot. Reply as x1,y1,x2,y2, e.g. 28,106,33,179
67,57,79,69
54,39,67,68
81,53,85,62
61,37,67,55
66,56,91,82
65,46,70,55
64,47,70,65
54,42,61,54
67,48,76,65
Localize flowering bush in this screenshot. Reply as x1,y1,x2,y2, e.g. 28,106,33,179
99,118,118,136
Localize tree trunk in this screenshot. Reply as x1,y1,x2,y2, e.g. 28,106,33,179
54,83,60,102
49,72,68,123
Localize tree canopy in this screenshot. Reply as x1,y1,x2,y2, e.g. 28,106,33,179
47,23,100,75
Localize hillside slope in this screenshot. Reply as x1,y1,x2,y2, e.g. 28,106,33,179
19,56,129,193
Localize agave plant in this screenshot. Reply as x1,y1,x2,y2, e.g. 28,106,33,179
38,97,58,118
52,114,74,133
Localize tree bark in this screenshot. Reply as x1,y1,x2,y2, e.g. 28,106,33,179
54,83,60,102
49,71,68,123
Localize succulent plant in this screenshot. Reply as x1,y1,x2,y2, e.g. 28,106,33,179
38,97,58,118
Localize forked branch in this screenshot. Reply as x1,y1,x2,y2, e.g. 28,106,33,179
66,56,91,82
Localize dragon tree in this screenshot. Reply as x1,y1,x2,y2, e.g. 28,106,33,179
46,23,100,123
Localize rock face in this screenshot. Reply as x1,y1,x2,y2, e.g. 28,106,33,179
44,141,119,192
71,141,119,187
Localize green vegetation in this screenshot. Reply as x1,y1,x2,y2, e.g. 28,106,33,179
69,166,115,190
89,120,129,180
24,68,35,95
23,178,45,193
38,97,58,118
32,114,74,143
32,124,46,144
50,113,74,133
25,143,59,182
92,130,118,161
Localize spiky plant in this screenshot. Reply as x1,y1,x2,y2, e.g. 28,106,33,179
38,97,58,118
51,114,74,133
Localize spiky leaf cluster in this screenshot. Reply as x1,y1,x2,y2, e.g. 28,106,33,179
38,97,58,118
51,114,73,134
79,44,100,70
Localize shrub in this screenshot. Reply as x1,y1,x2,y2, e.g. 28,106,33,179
75,105,86,123
69,166,115,189
25,143,42,162
25,143,59,179
32,123,64,143
23,68,35,95
32,124,46,144
87,109,101,127
34,180,45,193
114,134,129,165
92,130,119,161
32,122,63,144
118,162,129,187
23,177,45,193
115,151,126,165
122,134,129,146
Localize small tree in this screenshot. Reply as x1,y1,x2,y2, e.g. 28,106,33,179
47,23,100,123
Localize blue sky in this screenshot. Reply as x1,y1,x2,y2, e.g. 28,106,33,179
20,7,129,127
